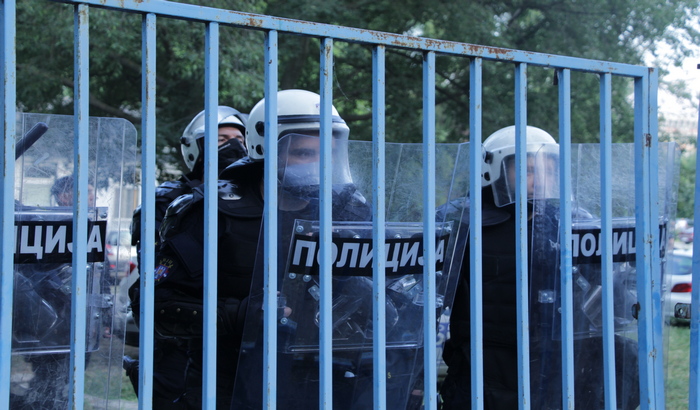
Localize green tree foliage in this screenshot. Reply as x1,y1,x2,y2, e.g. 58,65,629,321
661,131,699,219
263,0,699,143
17,0,266,178
677,151,697,219
15,0,699,169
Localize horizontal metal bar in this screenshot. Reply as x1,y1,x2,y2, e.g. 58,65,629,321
49,0,649,76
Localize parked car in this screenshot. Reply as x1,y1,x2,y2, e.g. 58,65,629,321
105,230,137,282
664,248,693,324
678,226,694,244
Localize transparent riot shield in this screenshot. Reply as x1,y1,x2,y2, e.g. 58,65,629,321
10,113,138,409
280,219,454,352
528,142,678,409
232,134,470,409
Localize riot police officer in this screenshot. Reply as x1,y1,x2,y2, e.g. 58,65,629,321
153,89,370,409
438,126,640,409
124,106,248,408
129,106,248,260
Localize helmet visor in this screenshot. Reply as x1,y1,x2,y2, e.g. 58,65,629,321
277,132,353,191
493,145,559,207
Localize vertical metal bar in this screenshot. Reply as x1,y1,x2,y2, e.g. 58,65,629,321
690,67,700,410
422,50,437,410
468,56,484,410
138,12,157,409
202,20,220,410
514,62,531,410
633,73,655,410
646,68,665,410
262,29,279,410
599,72,617,410
0,1,16,406
319,36,334,409
371,44,387,410
69,4,90,409
556,68,574,410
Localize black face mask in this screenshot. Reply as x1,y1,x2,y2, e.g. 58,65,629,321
217,138,247,172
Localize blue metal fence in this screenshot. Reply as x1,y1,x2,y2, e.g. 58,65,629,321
1,0,697,409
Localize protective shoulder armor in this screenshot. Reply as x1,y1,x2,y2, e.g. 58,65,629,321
160,190,204,240
155,179,197,202
217,180,264,218
436,196,510,227
436,197,469,223
166,191,202,218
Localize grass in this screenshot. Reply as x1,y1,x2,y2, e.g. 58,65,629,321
82,336,138,409
665,322,692,410
9,336,138,409
11,320,693,408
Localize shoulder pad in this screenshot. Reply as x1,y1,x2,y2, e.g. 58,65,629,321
165,191,202,219
218,180,243,201
217,180,264,218
155,179,199,202
337,189,371,221
160,191,203,240
436,197,469,222
218,156,263,180
436,196,510,227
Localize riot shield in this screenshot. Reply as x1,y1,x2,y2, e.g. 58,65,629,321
232,134,470,409
10,113,137,409
528,142,678,409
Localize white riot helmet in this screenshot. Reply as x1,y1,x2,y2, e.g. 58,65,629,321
246,89,353,191
180,106,247,171
481,125,559,207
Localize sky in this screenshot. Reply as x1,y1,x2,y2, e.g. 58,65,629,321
653,41,700,120
658,59,699,119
